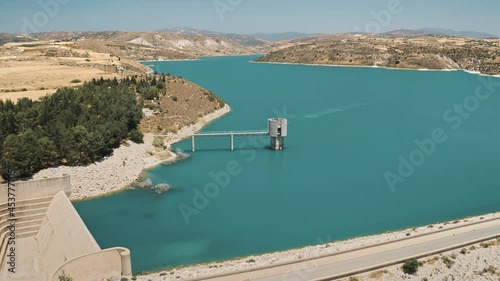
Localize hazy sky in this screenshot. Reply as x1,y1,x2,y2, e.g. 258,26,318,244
1,0,499,35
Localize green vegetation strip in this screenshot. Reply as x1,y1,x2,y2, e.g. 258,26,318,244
0,75,169,179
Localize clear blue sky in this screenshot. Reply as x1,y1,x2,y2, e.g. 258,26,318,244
1,0,499,35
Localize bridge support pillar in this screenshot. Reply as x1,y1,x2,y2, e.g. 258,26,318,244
230,133,234,151
192,135,195,152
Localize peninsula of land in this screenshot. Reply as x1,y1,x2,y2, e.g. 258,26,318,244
0,34,232,199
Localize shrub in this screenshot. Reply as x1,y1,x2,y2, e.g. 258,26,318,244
139,86,160,100
58,272,73,281
153,136,164,148
70,79,82,83
368,270,387,278
166,125,179,133
402,258,420,275
171,96,178,102
348,277,360,281
120,278,129,281
129,129,144,144
156,81,165,90
482,266,497,275
442,256,455,268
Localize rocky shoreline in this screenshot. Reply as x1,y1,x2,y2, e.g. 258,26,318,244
134,212,500,281
253,60,500,78
32,104,231,201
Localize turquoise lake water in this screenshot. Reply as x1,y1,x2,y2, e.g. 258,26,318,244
74,56,500,273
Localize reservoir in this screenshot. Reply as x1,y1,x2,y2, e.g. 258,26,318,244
75,55,500,273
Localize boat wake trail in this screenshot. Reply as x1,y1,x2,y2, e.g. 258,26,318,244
300,103,367,120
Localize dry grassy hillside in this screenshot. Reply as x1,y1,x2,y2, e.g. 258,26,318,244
72,38,193,61
256,34,500,75
17,31,259,61
0,41,149,101
0,41,227,136
139,76,225,134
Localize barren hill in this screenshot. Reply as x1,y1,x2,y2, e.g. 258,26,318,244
5,31,263,60
256,34,500,75
0,28,263,102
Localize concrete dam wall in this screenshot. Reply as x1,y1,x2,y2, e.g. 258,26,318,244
0,176,131,281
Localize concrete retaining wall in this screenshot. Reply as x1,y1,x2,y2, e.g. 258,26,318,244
0,176,71,204
52,247,132,281
36,191,100,281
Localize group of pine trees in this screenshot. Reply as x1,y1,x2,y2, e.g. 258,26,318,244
0,75,169,180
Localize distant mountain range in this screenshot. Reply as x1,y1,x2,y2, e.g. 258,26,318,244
157,27,268,46
158,26,498,42
385,28,498,39
249,32,322,42
157,27,321,43
2,27,497,51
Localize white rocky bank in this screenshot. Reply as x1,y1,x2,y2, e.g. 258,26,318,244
355,239,500,281
32,139,164,201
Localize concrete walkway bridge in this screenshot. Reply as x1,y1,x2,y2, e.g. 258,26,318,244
190,130,269,152
156,118,288,152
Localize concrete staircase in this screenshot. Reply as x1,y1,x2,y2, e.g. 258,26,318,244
0,195,54,272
